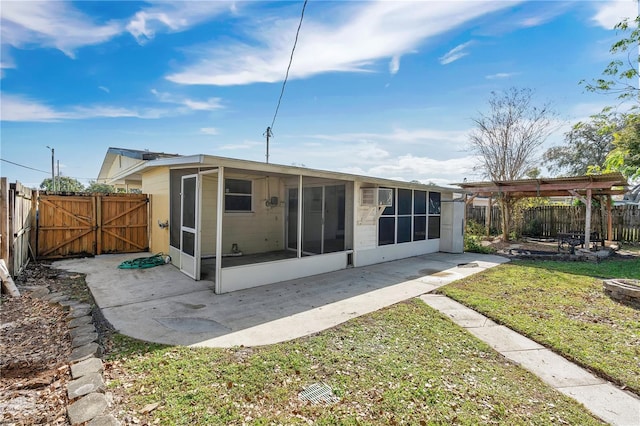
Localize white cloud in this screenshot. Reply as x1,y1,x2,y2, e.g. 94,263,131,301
167,1,517,86
0,93,67,121
0,1,122,58
518,4,572,29
268,126,478,184
389,55,400,75
126,1,234,44
151,89,223,111
200,127,219,135
0,46,15,78
439,41,473,65
307,127,470,147
592,0,638,29
0,1,235,58
485,72,518,79
364,154,477,182
98,86,110,94
0,93,165,122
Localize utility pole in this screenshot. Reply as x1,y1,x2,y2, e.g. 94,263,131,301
46,146,55,192
57,160,60,190
264,126,273,163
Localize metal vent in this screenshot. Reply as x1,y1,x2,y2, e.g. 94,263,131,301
298,383,339,404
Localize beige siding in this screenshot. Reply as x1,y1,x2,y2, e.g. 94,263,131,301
108,155,144,178
200,174,218,255
222,174,284,254
142,167,170,254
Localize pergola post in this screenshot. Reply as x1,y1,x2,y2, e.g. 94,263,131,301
486,196,492,237
607,195,613,243
584,188,592,249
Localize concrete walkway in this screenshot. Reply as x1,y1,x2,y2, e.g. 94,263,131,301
53,252,508,347
421,295,640,426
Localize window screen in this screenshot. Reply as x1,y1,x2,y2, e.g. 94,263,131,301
378,217,395,245
225,179,252,212
428,216,441,239
429,192,441,215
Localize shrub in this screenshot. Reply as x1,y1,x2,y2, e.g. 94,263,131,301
464,234,496,254
466,219,486,237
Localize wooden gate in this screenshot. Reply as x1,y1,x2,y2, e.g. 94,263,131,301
99,195,148,253
37,193,148,259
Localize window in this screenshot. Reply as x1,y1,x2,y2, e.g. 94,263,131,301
377,188,435,245
429,192,441,214
413,191,427,241
378,188,395,245
428,192,441,239
225,179,252,212
397,189,412,243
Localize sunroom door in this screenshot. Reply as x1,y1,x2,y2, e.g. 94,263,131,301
180,174,200,279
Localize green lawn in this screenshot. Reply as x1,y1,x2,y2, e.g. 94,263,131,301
105,300,603,425
439,258,640,394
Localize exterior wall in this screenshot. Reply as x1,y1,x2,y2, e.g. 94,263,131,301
353,181,379,250
108,155,144,179
224,174,285,254
351,180,449,267
354,239,440,267
142,167,170,254
200,173,285,255
439,193,464,253
200,174,218,256
220,251,348,293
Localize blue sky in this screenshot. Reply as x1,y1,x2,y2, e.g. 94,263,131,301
1,0,638,188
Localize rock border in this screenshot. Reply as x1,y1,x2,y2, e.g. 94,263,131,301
40,290,120,425
603,279,640,309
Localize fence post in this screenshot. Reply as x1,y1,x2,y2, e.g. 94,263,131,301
96,195,102,255
0,178,8,269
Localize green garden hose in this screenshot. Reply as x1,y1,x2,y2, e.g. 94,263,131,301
117,253,169,269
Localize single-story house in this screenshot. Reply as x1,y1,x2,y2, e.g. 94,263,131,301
96,147,179,192
99,149,464,293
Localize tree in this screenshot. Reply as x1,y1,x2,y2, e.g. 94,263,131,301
40,177,85,192
582,13,639,103
543,113,622,176
469,87,557,240
85,181,116,193
603,113,640,180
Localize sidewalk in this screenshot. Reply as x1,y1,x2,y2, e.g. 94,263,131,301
421,294,640,426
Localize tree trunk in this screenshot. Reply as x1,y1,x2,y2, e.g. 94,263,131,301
500,197,510,241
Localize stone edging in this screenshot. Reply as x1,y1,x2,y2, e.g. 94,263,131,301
41,292,120,426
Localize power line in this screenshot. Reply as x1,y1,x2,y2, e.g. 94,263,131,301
0,158,50,174
0,158,95,181
270,0,308,131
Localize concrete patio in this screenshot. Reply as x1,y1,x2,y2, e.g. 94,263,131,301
53,252,508,347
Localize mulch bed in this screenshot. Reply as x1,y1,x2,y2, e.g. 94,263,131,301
0,294,72,425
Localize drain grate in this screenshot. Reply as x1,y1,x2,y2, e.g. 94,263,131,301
298,383,339,404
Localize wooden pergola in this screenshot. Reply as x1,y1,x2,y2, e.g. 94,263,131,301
457,173,629,247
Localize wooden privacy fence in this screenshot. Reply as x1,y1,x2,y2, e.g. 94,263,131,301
0,179,35,275
37,193,149,259
467,204,640,243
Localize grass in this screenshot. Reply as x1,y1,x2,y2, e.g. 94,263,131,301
439,258,640,394
105,300,603,425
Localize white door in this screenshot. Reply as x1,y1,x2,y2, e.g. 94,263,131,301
180,174,200,279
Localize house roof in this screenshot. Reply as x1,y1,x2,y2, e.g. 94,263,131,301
456,173,628,199
108,152,458,193
97,147,180,183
